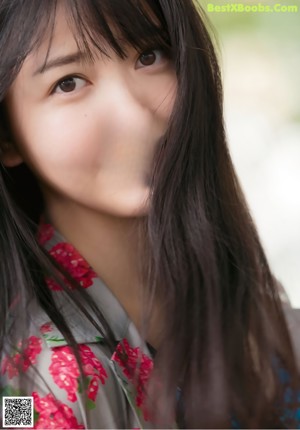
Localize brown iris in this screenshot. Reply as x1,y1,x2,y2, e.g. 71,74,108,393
58,77,76,93
139,51,156,66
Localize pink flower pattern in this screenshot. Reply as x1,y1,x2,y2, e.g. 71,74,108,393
37,217,54,245
37,215,96,291
112,338,154,420
33,391,85,429
40,322,53,334
49,344,108,405
1,336,42,379
45,242,97,291
0,218,157,427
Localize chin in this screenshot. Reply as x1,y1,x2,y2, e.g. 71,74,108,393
110,187,151,218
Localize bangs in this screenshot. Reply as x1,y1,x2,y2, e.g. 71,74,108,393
0,0,175,99
29,0,173,69
66,0,172,59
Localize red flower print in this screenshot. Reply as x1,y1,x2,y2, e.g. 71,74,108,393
32,391,85,429
79,345,108,402
22,336,43,372
49,345,107,405
37,217,54,245
1,355,19,379
112,338,153,420
46,242,96,291
40,322,53,334
1,336,42,379
49,347,80,402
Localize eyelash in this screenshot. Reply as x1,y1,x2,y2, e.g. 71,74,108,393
136,47,170,67
51,75,86,95
50,48,170,95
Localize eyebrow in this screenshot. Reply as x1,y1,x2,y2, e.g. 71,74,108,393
33,51,90,76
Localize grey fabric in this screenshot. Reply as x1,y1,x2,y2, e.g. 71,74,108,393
1,224,169,429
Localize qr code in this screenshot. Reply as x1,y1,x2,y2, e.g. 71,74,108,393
2,396,34,428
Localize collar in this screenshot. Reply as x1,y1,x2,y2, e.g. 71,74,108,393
14,215,161,428
33,214,132,348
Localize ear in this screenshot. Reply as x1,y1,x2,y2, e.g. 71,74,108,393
0,141,24,167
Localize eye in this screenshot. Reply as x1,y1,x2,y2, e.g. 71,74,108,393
136,49,168,69
52,76,87,94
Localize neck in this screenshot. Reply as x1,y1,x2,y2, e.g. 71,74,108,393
44,199,146,325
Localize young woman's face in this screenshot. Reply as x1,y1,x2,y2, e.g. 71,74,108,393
4,6,177,218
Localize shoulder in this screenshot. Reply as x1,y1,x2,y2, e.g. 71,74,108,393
1,298,157,429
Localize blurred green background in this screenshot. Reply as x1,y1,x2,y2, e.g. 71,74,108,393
197,0,300,305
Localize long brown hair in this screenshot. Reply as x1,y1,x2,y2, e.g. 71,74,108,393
0,0,299,427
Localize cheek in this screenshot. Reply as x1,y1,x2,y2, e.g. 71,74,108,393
16,107,103,172
7,70,177,186
140,71,177,124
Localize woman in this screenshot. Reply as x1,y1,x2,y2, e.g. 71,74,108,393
0,0,299,428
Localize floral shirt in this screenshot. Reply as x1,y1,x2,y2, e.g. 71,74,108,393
1,216,300,429
0,216,162,429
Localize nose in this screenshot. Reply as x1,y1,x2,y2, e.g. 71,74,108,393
95,72,150,134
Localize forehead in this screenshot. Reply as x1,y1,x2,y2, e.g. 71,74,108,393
31,3,115,70
4,0,172,96
32,0,168,67
39,4,77,55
